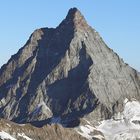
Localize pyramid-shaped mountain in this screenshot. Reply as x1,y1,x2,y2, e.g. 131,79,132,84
0,8,140,126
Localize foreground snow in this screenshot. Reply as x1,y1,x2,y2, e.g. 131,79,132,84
0,130,33,140
97,99,140,140
18,133,32,140
0,131,17,140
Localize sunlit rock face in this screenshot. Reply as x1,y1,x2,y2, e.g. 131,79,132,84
0,8,140,139
0,119,87,140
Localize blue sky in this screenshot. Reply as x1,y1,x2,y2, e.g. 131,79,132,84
0,0,140,71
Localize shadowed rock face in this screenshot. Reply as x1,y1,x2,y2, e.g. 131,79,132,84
0,8,140,128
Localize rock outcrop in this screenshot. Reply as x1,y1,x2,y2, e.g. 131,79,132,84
0,119,88,140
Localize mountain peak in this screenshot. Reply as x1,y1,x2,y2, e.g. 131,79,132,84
67,7,81,17
1,8,140,139
59,8,89,30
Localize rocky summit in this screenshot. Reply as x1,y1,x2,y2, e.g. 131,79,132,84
0,8,140,140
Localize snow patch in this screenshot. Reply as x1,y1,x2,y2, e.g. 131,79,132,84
77,125,93,139
0,131,17,140
18,123,25,126
18,133,32,140
124,98,128,104
6,123,11,127
123,99,140,126
93,135,104,139
76,125,103,140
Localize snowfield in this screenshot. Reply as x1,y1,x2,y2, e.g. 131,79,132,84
76,99,140,140
97,99,140,140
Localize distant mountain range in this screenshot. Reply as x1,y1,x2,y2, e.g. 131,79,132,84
0,8,140,140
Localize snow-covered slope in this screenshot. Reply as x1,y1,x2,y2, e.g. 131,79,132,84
97,99,140,140
75,125,105,140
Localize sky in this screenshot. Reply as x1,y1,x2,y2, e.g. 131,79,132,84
0,0,140,71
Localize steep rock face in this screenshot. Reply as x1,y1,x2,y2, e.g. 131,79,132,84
0,8,140,127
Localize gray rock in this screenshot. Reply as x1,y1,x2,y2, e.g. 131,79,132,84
0,8,140,128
